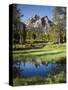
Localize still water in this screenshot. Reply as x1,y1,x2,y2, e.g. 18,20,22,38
13,61,58,78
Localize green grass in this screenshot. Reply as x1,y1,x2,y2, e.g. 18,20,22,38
13,71,66,86
13,43,65,54
12,43,66,62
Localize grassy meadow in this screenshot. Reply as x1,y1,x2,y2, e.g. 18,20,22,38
13,43,66,63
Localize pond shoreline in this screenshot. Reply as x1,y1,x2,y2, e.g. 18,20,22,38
13,57,66,86
12,43,66,86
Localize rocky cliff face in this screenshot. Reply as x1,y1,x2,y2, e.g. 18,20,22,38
26,15,40,29
26,15,52,34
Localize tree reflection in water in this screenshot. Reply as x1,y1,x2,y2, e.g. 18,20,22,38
13,61,25,78
13,57,66,79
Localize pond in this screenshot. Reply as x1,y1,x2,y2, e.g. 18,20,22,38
13,58,66,78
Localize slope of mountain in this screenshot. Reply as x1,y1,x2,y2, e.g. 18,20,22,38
26,14,52,34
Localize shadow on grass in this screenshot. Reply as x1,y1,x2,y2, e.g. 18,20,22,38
13,45,45,51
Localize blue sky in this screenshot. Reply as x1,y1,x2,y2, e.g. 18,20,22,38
17,4,53,22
